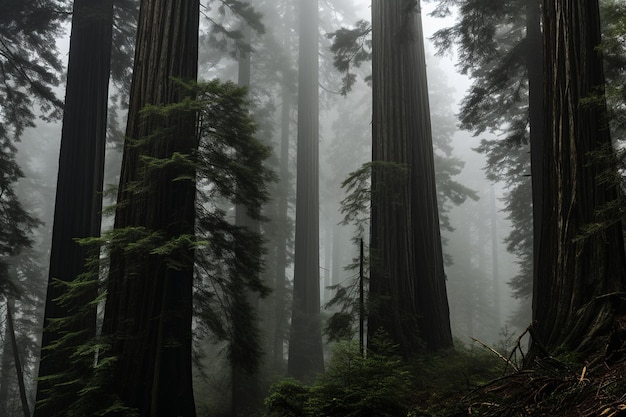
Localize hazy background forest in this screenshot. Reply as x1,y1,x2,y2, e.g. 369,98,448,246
2,0,625,416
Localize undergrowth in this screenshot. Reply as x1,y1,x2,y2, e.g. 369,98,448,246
264,331,626,416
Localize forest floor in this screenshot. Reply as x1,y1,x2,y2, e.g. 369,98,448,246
416,343,626,417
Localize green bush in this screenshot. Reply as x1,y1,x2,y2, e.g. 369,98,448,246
264,335,412,417
264,378,310,417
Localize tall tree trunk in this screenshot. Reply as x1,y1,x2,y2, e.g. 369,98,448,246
369,0,452,354
527,0,544,296
530,0,626,360
232,20,262,417
272,79,291,371
34,1,113,415
101,1,199,415
490,186,501,330
288,0,325,382
272,4,295,372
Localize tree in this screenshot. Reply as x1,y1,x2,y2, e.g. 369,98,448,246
231,11,268,415
369,0,452,354
33,1,114,415
530,0,626,359
99,1,200,415
287,0,325,381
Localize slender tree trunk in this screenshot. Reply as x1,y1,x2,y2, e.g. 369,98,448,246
331,225,346,288
323,220,332,305
6,302,29,417
527,0,544,294
101,1,199,415
369,0,452,354
231,20,262,417
272,80,291,371
490,186,501,329
0,303,12,416
34,1,113,415
288,0,325,382
272,5,295,371
530,0,626,360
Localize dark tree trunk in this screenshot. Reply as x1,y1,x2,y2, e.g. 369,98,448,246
369,0,453,354
530,0,626,360
490,186,501,329
101,0,199,415
34,0,113,415
0,308,10,415
6,302,29,417
527,0,544,295
288,0,325,382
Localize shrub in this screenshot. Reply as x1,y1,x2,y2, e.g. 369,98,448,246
264,334,412,417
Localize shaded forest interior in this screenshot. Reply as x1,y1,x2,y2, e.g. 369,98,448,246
1,0,626,416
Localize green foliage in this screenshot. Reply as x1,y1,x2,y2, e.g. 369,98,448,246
430,0,534,327
326,20,372,95
0,0,66,139
340,161,409,234
576,144,626,240
263,334,527,417
38,79,274,415
0,0,67,296
264,336,412,417
264,378,311,417
601,0,626,141
35,243,107,416
202,0,265,57
410,340,510,417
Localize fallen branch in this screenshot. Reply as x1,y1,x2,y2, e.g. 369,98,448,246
471,337,520,372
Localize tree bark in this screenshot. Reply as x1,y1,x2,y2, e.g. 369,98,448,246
531,0,626,360
527,0,544,299
369,0,453,354
288,0,325,382
101,0,199,415
34,0,113,414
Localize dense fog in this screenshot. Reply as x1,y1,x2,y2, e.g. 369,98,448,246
7,0,623,416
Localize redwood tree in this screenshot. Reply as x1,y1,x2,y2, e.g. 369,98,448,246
369,0,453,354
288,0,325,381
100,0,199,415
33,1,113,415
530,0,626,359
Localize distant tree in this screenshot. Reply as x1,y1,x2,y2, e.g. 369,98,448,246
32,1,114,415
231,9,268,414
288,0,325,381
530,0,626,360
271,42,296,372
369,0,452,354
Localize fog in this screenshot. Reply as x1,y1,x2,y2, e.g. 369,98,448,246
14,0,526,346
3,0,532,414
